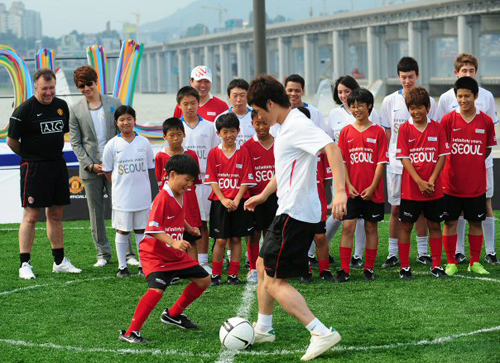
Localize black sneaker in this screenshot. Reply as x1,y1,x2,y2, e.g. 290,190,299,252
399,267,414,280
485,253,500,265
245,259,251,269
117,267,130,278
329,254,335,264
430,266,450,278
211,274,221,286
228,274,240,285
160,309,198,329
308,256,319,266
320,270,335,282
334,269,350,283
455,252,467,265
416,255,432,266
119,330,147,343
137,267,145,277
363,269,375,281
350,256,363,269
382,256,400,268
301,271,313,283
170,276,180,285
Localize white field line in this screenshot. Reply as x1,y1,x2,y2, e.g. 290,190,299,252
0,276,114,296
454,274,500,283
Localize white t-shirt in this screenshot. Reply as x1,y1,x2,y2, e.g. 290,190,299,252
274,108,333,223
182,116,220,175
304,102,326,131
380,89,437,174
327,104,381,142
215,107,256,148
102,133,155,212
89,106,107,159
437,87,499,168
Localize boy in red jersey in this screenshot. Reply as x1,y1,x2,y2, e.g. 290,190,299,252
337,88,388,282
119,155,210,343
440,77,497,276
155,117,202,260
205,113,256,285
396,87,450,279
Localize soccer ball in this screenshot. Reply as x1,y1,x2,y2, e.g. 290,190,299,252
219,317,255,350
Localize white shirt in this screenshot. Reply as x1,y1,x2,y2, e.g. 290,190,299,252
380,89,437,174
304,103,327,131
327,104,381,142
102,133,155,212
215,107,256,148
182,116,220,175
274,108,333,223
89,106,107,159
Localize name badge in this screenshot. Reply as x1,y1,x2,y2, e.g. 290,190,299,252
236,164,243,169
207,111,217,116
428,137,437,141
367,138,376,143
476,129,485,134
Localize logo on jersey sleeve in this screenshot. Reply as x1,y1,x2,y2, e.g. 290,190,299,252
40,120,64,134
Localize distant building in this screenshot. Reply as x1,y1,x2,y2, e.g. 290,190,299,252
0,1,42,39
122,22,137,40
22,9,42,39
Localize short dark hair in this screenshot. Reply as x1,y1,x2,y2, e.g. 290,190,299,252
284,74,305,89
248,74,291,111
165,154,199,180
333,76,360,105
251,109,259,120
296,106,311,119
397,57,419,75
114,105,136,121
454,76,479,97
215,112,240,132
163,117,184,135
176,86,200,105
347,88,374,114
73,65,98,87
405,87,430,110
227,78,249,97
33,68,56,86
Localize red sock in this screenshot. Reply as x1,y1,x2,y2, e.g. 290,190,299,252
469,234,483,265
443,235,457,264
429,237,442,268
248,243,259,270
318,259,330,274
169,282,206,317
126,289,162,335
365,248,377,271
398,242,410,269
212,260,223,275
228,261,240,276
339,246,352,274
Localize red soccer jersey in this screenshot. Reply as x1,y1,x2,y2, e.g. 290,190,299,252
338,123,389,203
242,135,275,195
139,184,198,276
317,153,332,222
396,119,450,201
155,148,202,227
441,110,497,197
204,145,256,200
174,95,229,122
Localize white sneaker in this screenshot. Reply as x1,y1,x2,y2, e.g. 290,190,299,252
19,262,36,279
200,263,212,274
127,257,140,266
53,257,82,274
301,329,341,361
247,269,258,283
252,322,276,343
93,259,108,267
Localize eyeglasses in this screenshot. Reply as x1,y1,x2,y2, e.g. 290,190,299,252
77,81,94,89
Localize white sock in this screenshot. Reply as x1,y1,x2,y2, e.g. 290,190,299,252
417,236,429,256
135,233,144,267
354,219,366,258
227,250,231,260
308,241,316,258
482,217,496,255
115,233,129,269
255,313,273,332
388,238,398,258
456,216,466,254
306,318,330,336
198,253,209,265
325,215,342,244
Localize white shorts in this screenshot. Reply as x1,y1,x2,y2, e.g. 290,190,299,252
112,209,149,232
486,166,494,199
387,171,402,206
196,184,212,221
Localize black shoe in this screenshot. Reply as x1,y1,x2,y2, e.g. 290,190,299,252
211,274,221,286
308,256,319,266
117,267,130,278
334,269,350,283
485,253,500,265
320,270,335,282
329,254,335,264
228,274,240,285
430,266,450,278
455,252,467,265
170,276,180,285
137,267,145,277
399,267,414,280
119,330,147,343
350,256,363,269
245,259,251,269
301,271,314,283
416,255,432,266
363,269,375,281
382,256,400,268
160,309,198,329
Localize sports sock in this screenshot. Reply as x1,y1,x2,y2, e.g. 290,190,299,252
456,216,466,254
365,248,377,271
429,237,442,268
318,259,330,274
443,234,458,264
482,217,496,255
20,253,30,267
306,318,330,336
339,246,352,274
354,219,366,258
469,234,483,265
388,238,398,258
325,215,342,244
169,282,206,317
52,248,64,265
308,241,316,258
227,250,232,261
255,313,273,332
417,236,429,256
115,233,129,269
398,242,410,269
228,261,240,276
126,289,162,335
135,233,144,267
198,253,209,265
212,260,223,275
248,243,259,270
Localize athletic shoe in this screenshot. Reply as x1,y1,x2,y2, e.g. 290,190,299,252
485,253,499,265
93,259,108,267
127,257,140,266
53,257,82,274
211,274,221,286
119,330,147,343
301,271,314,284
455,252,467,265
308,256,319,266
430,266,450,278
468,262,490,275
399,267,414,280
160,308,198,329
252,322,276,343
334,269,350,283
19,262,36,280
245,259,251,269
247,269,258,284
137,267,145,277
301,328,341,361
228,274,240,285
320,270,335,282
169,277,180,285
350,256,363,269
328,254,335,264
382,255,400,268
363,269,375,281
416,254,432,266
116,267,130,278
445,263,458,276
200,263,212,274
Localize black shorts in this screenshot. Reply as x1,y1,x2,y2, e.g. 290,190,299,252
20,159,70,208
444,193,487,222
314,221,326,235
253,193,278,231
344,197,384,222
146,265,208,290
399,198,445,223
259,214,316,279
209,199,254,239
184,227,202,245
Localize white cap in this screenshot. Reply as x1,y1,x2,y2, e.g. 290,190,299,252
190,65,212,83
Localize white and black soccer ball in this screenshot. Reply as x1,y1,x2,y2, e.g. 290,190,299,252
219,317,255,350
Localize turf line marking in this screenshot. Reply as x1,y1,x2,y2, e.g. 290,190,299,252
454,274,500,283
0,276,114,296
